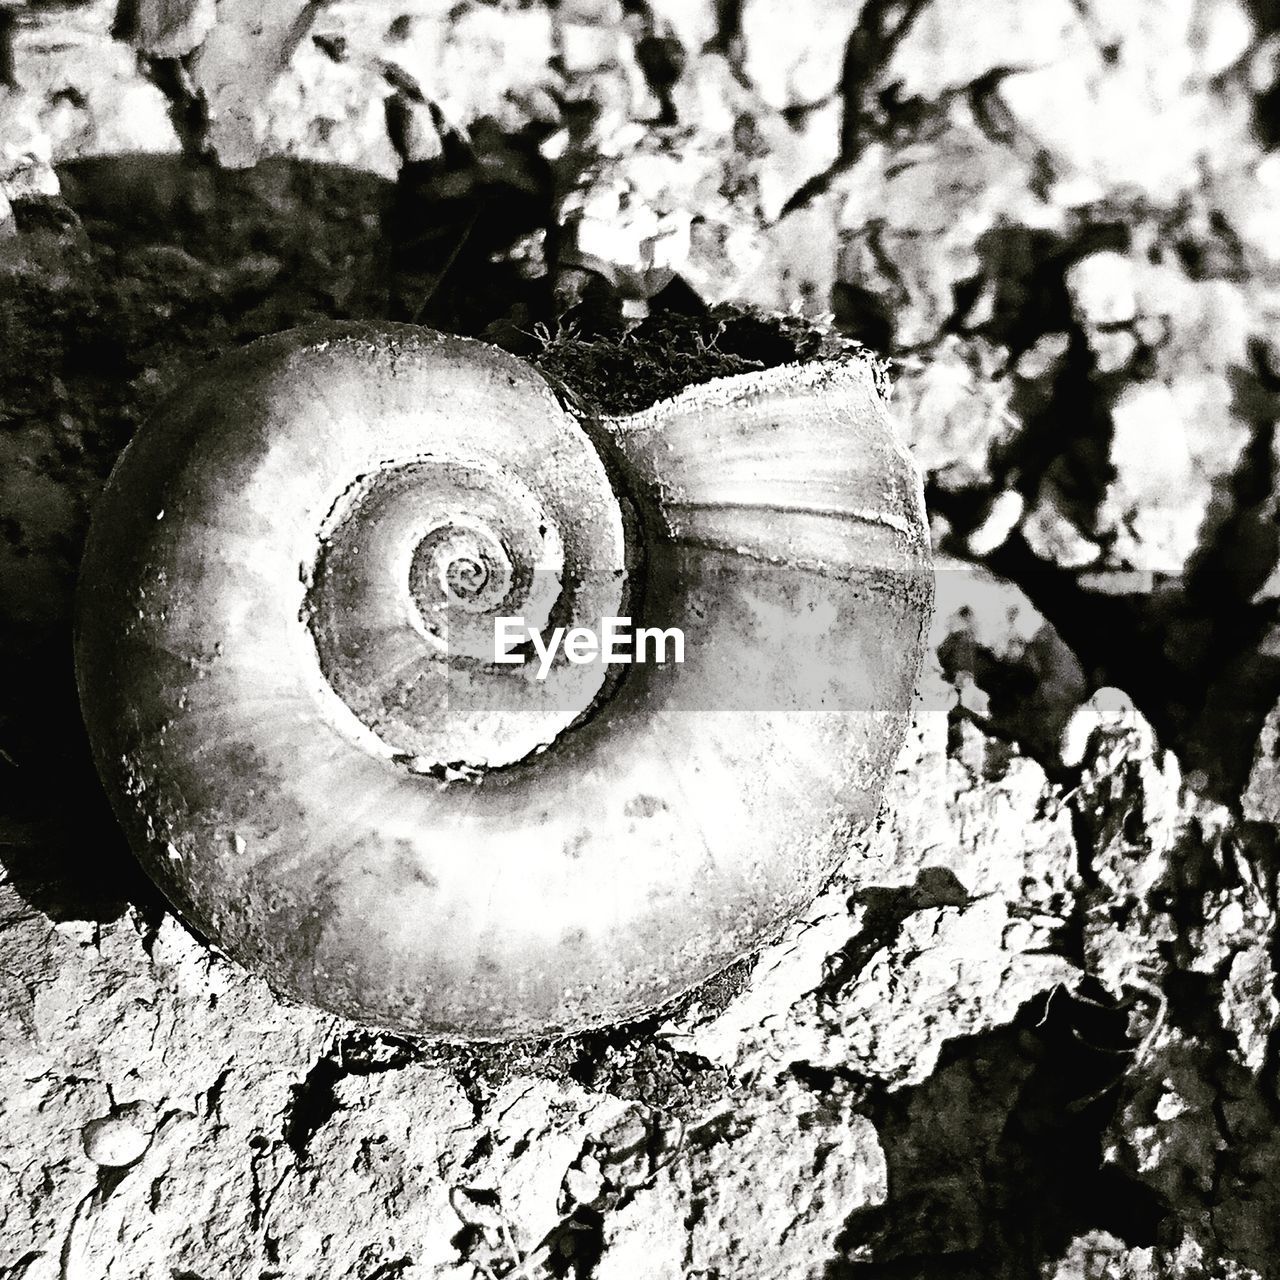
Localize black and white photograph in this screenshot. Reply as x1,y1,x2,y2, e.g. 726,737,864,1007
2,0,1280,1276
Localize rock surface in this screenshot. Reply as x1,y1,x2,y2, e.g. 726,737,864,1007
2,1,1280,1277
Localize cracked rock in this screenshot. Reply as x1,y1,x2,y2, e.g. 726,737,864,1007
884,0,1082,100
555,51,841,306
1242,699,1280,825
833,115,1053,347
887,335,1020,491
739,0,863,111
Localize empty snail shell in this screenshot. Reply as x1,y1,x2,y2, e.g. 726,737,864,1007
75,322,932,1039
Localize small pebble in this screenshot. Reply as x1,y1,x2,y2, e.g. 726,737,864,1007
1014,332,1070,381
1064,251,1136,328
1021,499,1102,569
563,1154,605,1206
966,489,1024,557
1087,325,1137,375
81,1101,157,1168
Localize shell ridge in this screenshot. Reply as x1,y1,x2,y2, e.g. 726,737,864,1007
665,498,916,538
600,354,884,435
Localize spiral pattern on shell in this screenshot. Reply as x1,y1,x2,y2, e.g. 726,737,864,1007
75,322,932,1038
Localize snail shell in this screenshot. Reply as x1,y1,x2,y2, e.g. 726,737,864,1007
75,322,932,1039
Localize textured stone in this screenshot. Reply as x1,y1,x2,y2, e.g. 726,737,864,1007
886,335,1019,490
555,51,841,305
596,1079,885,1280
833,119,1050,347
884,0,1082,100
740,0,864,111
1242,700,1280,825
996,0,1257,202
3,2,181,161
1050,1232,1264,1279
188,0,321,168
123,0,218,58
1098,271,1254,573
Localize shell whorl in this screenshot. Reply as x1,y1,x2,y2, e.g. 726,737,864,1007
74,322,932,1039
300,365,628,770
